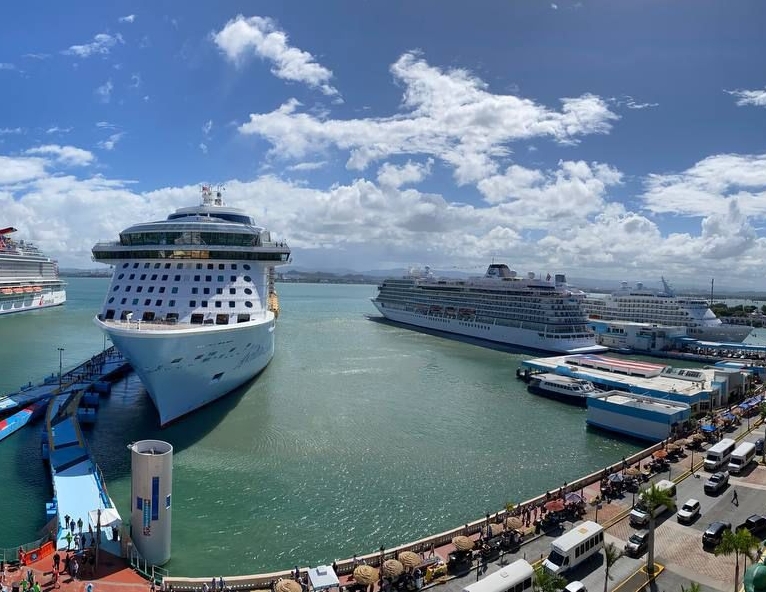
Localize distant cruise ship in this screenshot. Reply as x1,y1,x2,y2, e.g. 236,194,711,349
92,186,291,425
371,264,606,354
0,227,66,316
582,278,751,343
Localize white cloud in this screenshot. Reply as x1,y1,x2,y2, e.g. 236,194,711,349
119,14,136,24
24,145,95,166
96,121,118,129
0,63,15,70
551,3,558,9
22,53,49,60
199,142,208,154
0,156,47,183
130,73,141,88
642,153,766,218
98,132,125,151
0,127,24,135
377,159,433,189
726,88,766,108
202,120,213,136
212,15,340,97
95,80,114,103
46,126,73,134
286,161,327,172
625,98,659,110
62,33,123,58
238,52,618,185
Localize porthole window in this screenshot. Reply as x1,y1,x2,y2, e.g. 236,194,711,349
129,274,135,280
108,297,115,303
245,301,253,308
243,264,250,270
113,285,120,292
133,263,139,269
118,273,124,280
132,298,139,305
244,288,253,295
243,275,251,282
217,275,224,282
228,301,235,308
122,263,129,268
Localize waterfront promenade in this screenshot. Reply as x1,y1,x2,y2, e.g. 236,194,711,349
6,406,764,592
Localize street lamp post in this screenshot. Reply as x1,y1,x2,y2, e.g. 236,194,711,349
58,347,65,391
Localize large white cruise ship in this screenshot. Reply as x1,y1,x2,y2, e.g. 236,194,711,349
371,264,606,354
582,278,751,343
92,186,291,425
0,227,66,315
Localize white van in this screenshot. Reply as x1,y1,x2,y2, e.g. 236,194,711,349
629,479,676,527
728,441,756,474
704,438,737,471
543,521,604,575
462,559,534,592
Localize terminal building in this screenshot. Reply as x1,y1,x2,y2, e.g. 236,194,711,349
520,353,748,415
586,392,692,442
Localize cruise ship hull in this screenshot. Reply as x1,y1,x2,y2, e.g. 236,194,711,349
372,304,606,354
95,315,276,425
0,289,66,316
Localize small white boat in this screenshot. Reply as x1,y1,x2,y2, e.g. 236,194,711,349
527,373,596,406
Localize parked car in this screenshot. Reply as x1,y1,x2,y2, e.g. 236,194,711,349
704,471,729,495
624,531,649,557
756,438,764,455
677,499,701,524
736,514,766,536
703,521,731,548
564,582,587,592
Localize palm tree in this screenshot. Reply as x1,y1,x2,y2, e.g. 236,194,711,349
640,483,676,576
715,528,760,592
534,564,566,592
603,542,623,592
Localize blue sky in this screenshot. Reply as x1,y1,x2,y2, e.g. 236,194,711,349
2,1,766,289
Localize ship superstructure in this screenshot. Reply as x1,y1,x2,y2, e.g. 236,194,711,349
92,186,290,425
371,264,605,354
582,278,751,343
0,227,66,315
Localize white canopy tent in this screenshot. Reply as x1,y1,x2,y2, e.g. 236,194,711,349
307,566,340,591
88,507,122,528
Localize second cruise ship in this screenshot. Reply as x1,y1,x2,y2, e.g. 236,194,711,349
92,186,291,425
371,264,606,354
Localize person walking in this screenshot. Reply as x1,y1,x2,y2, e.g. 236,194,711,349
65,531,72,551
732,490,739,506
71,557,79,581
76,518,83,534
53,552,61,572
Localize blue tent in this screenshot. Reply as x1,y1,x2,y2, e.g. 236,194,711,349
701,424,717,433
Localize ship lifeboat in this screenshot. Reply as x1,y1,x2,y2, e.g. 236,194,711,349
23,287,35,293
13,288,24,294
267,292,280,318
33,286,42,292
0,288,12,295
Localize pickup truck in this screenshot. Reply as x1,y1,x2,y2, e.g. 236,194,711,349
704,471,729,495
736,514,766,536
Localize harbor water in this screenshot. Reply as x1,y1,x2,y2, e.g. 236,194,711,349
0,278,642,576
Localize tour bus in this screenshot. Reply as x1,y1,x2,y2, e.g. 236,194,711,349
542,521,604,575
461,559,534,592
704,438,737,471
629,479,677,527
727,441,756,474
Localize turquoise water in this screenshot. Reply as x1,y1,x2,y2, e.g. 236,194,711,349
0,279,641,575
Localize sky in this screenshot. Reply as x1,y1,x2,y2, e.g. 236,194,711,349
2,1,766,289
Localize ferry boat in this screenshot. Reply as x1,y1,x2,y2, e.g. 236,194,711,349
582,278,751,343
0,227,66,315
371,264,606,354
91,185,291,425
527,373,597,406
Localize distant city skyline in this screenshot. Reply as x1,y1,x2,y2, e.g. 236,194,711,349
2,2,766,287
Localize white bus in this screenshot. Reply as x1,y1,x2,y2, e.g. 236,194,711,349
461,559,534,592
704,438,736,471
543,521,604,575
727,441,756,474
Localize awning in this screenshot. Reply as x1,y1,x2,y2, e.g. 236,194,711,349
308,566,340,591
88,507,122,529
